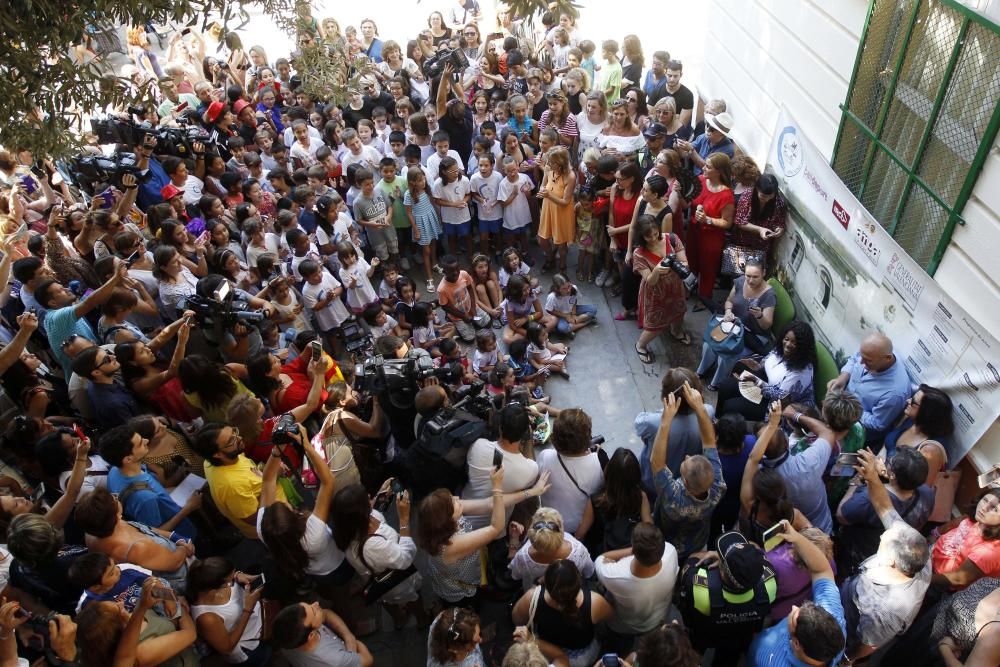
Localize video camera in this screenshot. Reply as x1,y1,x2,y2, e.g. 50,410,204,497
90,116,213,158
70,152,147,197
423,47,470,80
181,280,265,333
354,353,460,409
340,319,375,357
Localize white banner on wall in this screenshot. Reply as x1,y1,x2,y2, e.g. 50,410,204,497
767,107,1000,465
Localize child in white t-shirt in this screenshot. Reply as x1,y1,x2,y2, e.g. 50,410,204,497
337,243,380,312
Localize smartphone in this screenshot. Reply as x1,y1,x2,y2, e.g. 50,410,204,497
249,573,266,592
99,188,114,209
829,452,860,477
20,175,37,195
601,655,621,667
977,465,1000,488
310,340,323,359
762,522,785,552
125,249,140,267
73,423,87,442
184,314,194,326
151,586,176,600
30,484,45,503
390,478,404,496
492,448,504,470
11,223,28,244
174,101,189,113
195,230,210,245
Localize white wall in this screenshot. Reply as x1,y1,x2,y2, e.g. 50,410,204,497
700,0,1000,469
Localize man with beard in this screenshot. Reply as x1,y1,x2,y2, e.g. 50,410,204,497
192,423,287,539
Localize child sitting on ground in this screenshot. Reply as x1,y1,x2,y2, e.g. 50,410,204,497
545,274,597,337
362,302,403,338
507,338,549,401
526,320,570,379
472,330,506,379
409,301,454,357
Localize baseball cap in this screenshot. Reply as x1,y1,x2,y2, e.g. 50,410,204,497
160,184,184,201
643,122,668,139
717,531,765,591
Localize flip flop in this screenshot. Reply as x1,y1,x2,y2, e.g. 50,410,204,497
670,330,692,345
635,343,654,364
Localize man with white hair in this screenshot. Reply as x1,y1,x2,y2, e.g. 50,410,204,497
649,384,726,561
828,332,912,447
839,449,931,663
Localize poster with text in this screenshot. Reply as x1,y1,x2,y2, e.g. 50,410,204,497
767,107,999,466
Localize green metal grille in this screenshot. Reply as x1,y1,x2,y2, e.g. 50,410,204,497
831,0,1000,275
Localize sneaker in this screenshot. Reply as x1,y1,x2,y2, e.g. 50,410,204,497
399,257,411,270
532,386,545,400
595,269,610,287
425,279,436,292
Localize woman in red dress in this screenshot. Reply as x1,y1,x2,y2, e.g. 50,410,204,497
632,215,690,364
687,153,735,304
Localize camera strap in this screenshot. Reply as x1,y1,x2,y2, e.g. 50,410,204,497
556,453,589,498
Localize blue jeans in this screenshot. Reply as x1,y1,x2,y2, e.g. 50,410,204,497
555,304,597,334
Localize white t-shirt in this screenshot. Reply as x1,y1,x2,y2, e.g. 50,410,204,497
461,439,539,530
470,171,504,221
544,290,580,316
340,146,383,173
432,177,472,225
339,257,378,310
498,174,533,229
246,233,281,268
596,547,680,634
343,509,421,605
302,271,351,330
536,449,603,534
510,533,594,591
290,140,321,167
283,124,322,149
58,455,111,495
256,511,344,576
175,174,205,206
370,314,398,338
426,150,463,182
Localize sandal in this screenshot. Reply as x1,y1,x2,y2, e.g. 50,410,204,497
614,311,636,321
670,330,692,345
635,343,654,364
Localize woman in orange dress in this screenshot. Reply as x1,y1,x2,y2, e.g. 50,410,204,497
536,146,577,273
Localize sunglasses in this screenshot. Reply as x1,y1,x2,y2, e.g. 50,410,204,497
611,99,628,107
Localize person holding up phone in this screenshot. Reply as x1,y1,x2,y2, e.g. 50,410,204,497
748,519,846,666
729,173,787,265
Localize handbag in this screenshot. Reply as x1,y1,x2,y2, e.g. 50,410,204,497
703,316,745,355
720,243,765,277
359,535,418,605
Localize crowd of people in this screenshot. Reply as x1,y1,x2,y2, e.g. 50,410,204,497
0,2,995,666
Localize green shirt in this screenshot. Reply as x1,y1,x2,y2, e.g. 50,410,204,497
375,177,410,229
598,61,623,104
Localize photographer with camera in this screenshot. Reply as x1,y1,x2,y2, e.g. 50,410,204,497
630,214,690,365
435,62,474,165
131,132,171,211
189,274,272,363
0,598,79,667
367,334,437,450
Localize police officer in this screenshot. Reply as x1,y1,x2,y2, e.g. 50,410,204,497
679,530,777,665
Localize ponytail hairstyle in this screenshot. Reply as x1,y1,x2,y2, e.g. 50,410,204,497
542,560,583,624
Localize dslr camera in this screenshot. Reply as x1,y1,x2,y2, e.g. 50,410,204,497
270,413,299,446
660,254,699,292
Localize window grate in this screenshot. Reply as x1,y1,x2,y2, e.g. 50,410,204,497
831,0,1000,275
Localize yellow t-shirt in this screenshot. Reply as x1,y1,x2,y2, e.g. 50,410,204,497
204,455,286,539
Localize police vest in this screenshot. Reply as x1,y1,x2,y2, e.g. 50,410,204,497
691,565,777,625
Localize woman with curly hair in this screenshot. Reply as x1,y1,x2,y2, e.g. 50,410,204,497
884,384,954,485
714,320,817,420
427,607,483,667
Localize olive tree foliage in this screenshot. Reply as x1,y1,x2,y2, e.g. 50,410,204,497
0,0,579,158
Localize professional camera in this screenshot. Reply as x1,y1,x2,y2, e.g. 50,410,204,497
340,319,375,357
270,413,299,445
88,116,214,159
181,280,265,332
660,254,699,292
423,47,470,80
451,380,495,422
354,353,460,408
70,153,148,197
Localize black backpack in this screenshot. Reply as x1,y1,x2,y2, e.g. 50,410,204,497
400,407,487,501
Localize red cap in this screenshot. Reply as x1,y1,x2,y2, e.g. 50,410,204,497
233,99,250,116
160,184,184,201
205,100,226,124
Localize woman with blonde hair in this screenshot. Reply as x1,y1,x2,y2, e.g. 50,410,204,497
509,507,594,591
651,96,692,146
127,26,163,79
575,90,607,163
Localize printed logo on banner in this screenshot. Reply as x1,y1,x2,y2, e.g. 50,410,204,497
854,222,881,267
832,200,850,229
777,126,803,178
885,252,925,311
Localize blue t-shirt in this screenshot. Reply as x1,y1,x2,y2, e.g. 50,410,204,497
44,304,98,378
78,565,150,613
714,437,755,531
87,381,141,431
108,466,196,539
748,578,845,666
839,484,934,532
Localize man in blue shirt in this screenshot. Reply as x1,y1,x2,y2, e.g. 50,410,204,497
678,111,735,175
748,521,846,666
35,260,128,378
828,332,912,448
132,132,171,211
71,346,141,430
101,423,199,539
